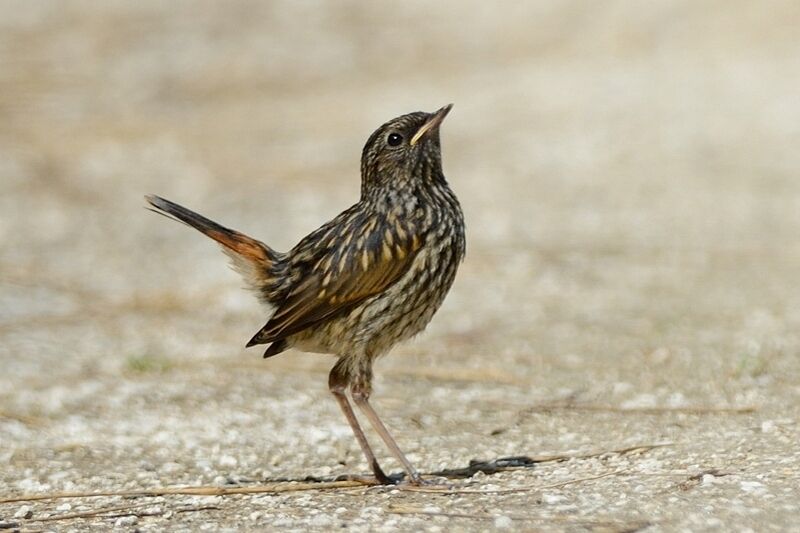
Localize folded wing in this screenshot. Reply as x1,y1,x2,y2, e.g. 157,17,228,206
247,211,423,349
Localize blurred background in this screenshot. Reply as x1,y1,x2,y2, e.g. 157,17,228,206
1,1,799,528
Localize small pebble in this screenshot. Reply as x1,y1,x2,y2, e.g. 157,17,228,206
494,515,513,529
542,493,566,505
14,505,33,519
161,462,183,474
741,481,764,492
114,515,138,527
218,455,238,468
147,505,163,516
56,503,72,512
309,514,333,527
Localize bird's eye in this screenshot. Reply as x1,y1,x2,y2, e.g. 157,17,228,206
387,133,404,147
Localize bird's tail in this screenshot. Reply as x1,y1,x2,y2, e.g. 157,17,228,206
145,195,281,297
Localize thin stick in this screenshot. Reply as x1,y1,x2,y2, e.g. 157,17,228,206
31,503,220,524
0,479,371,504
525,404,757,415
564,442,671,460
33,503,152,522
175,505,221,514
388,507,498,520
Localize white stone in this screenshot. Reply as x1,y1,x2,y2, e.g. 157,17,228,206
612,382,633,395
56,503,72,512
494,515,513,529
218,455,238,468
542,493,566,504
161,461,183,474
14,505,33,519
114,515,138,527
740,481,765,492
309,514,333,527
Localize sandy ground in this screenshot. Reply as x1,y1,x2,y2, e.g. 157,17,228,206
2,1,800,531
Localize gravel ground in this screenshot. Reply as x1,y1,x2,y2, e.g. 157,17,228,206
2,1,800,531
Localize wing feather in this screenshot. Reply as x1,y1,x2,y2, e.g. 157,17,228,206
247,212,421,347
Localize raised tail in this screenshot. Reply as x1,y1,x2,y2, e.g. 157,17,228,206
145,195,281,298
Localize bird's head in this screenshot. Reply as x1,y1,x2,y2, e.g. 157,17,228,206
360,104,453,197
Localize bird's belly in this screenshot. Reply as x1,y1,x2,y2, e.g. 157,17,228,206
303,244,461,357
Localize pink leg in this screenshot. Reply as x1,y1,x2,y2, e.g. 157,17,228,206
329,362,391,484
351,386,423,485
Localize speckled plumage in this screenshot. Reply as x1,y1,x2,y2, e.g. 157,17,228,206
146,105,464,484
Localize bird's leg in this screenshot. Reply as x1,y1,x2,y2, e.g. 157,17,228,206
329,360,392,484
350,380,424,486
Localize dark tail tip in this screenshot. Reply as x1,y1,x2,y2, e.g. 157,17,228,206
263,339,288,358
145,194,165,208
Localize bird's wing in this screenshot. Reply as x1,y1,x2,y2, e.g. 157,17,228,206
247,213,423,347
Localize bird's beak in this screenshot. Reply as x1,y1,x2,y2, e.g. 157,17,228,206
409,104,453,146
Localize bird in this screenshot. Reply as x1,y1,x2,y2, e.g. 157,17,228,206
145,104,465,485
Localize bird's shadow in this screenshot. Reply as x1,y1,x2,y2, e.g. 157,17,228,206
252,455,542,485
